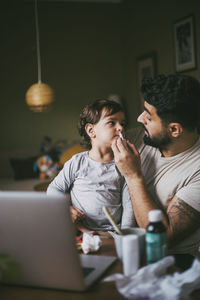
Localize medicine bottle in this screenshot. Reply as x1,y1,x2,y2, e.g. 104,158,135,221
145,209,167,264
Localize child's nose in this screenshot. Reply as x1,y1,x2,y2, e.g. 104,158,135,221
117,124,124,132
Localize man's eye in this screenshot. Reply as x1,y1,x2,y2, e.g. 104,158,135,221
144,112,151,121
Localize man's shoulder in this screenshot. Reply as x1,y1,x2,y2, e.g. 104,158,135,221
186,136,200,160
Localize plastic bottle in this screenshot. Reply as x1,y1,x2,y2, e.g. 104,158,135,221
145,209,167,264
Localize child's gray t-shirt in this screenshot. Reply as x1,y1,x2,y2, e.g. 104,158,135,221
47,151,135,231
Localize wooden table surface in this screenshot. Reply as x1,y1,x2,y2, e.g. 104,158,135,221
0,235,200,300
0,236,125,300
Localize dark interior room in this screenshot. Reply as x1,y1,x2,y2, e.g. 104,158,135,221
1,0,200,185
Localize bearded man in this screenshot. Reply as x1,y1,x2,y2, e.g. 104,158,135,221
112,74,200,269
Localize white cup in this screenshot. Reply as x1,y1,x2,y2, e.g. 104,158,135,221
111,227,146,275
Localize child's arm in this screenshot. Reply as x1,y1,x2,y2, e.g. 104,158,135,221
121,183,137,228
46,156,74,195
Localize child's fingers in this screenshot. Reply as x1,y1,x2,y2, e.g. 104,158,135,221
77,224,95,234
70,206,85,223
76,207,85,216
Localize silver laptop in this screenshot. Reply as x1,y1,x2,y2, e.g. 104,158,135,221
0,191,116,291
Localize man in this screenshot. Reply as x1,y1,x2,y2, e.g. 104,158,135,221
112,74,200,269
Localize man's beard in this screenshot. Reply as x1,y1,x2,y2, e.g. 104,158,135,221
143,126,172,149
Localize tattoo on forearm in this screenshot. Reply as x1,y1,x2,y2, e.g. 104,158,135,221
167,197,200,245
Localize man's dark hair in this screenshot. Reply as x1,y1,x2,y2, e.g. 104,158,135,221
141,74,200,131
78,99,124,149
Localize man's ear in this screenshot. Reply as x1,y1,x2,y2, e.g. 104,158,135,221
168,123,183,137
85,123,95,138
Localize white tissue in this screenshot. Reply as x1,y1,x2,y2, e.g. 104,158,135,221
81,232,102,254
104,256,200,300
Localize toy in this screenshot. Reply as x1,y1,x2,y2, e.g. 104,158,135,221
35,155,61,179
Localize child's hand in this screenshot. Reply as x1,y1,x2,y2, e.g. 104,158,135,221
76,223,95,234
70,206,85,223
70,206,95,234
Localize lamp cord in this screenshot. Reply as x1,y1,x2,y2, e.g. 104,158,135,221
35,0,41,83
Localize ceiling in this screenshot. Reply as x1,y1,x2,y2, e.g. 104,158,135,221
41,0,121,2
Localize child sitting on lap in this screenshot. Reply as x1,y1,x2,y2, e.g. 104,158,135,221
47,99,135,232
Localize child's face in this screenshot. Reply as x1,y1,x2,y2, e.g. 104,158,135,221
91,109,126,147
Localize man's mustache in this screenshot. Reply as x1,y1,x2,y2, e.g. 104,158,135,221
140,123,150,136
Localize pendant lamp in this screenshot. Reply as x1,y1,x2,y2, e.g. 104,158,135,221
25,0,55,112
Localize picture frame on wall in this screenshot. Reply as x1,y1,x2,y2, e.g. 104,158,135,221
136,51,157,110
174,15,196,72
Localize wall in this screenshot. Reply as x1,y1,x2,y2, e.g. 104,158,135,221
121,0,200,128
0,1,122,177
1,0,200,178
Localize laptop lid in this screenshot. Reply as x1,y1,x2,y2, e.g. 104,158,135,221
0,191,116,291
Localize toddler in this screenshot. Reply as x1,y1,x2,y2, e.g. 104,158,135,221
47,99,135,231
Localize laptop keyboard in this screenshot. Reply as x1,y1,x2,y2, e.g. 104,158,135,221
82,267,95,277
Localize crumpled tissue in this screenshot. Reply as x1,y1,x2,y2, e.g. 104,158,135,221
104,256,200,300
81,232,102,254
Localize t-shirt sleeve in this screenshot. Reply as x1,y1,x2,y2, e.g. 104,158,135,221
46,157,75,196
121,182,136,228
176,171,200,212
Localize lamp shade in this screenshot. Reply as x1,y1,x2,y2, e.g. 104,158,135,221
25,82,55,112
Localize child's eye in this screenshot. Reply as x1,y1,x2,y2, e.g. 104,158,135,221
107,121,115,125
121,122,127,128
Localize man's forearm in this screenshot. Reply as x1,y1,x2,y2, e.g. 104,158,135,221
126,175,169,229
126,174,200,248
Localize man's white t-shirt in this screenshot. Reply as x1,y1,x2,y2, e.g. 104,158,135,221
127,127,200,258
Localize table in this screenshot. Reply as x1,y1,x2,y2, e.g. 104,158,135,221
33,180,51,191
0,236,125,300
0,236,200,300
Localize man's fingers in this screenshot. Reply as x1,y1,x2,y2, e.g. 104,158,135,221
126,140,138,154
114,137,136,154
111,137,119,153
112,137,137,156
112,137,127,155
116,137,126,152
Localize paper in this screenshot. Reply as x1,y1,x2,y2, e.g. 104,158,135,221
81,232,102,254
104,256,200,300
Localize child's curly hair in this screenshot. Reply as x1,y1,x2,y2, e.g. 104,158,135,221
78,99,124,149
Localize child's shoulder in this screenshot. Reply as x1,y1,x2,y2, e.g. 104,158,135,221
63,150,88,167
70,150,88,162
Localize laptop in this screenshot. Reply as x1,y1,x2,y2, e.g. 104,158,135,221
0,191,116,291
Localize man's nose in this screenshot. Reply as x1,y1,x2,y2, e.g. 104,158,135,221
137,111,146,124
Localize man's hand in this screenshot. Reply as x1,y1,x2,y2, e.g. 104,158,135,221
111,137,142,179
